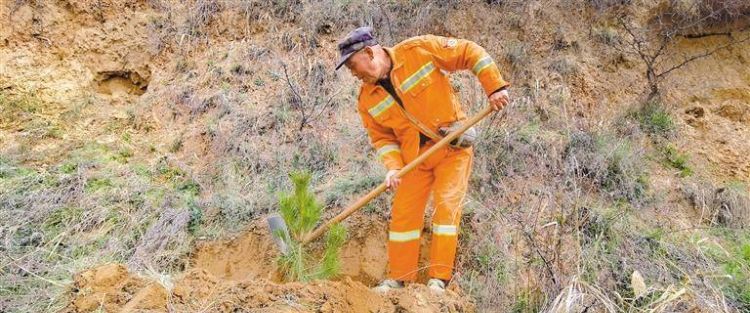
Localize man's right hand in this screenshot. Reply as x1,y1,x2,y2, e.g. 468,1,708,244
489,89,510,111
385,169,401,190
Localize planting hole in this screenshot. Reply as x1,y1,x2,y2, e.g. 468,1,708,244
95,71,149,96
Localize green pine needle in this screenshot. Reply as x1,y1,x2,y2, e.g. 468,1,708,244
276,170,347,282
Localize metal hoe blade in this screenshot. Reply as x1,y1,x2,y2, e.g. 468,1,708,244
266,213,291,256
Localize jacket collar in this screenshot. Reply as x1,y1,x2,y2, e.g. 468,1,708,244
384,47,404,72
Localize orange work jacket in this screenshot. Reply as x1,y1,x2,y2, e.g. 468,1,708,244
357,35,510,170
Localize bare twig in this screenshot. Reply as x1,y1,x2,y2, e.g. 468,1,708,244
280,60,339,132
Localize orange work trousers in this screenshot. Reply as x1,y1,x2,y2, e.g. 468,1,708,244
387,142,473,282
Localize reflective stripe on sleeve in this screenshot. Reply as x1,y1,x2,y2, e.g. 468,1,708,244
472,55,494,75
377,144,401,159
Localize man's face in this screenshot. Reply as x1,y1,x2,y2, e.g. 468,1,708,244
345,48,380,84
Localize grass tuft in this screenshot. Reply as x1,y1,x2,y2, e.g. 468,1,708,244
636,100,675,137
661,144,693,177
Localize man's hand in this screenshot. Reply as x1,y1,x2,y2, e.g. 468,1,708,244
489,89,510,111
385,169,401,190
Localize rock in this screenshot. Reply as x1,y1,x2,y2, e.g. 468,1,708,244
631,270,647,298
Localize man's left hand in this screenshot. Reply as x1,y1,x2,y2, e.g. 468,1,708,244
489,89,510,111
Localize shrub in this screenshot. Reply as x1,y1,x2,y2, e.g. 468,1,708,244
548,56,579,77
713,183,750,228
683,180,750,228
279,58,340,131
592,25,621,45
323,172,381,208
184,0,222,36
504,40,529,71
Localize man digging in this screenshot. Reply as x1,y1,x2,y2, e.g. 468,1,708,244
335,27,511,293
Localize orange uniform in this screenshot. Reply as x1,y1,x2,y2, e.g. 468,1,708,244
357,35,509,281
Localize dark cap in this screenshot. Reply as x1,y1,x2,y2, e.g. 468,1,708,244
335,27,378,70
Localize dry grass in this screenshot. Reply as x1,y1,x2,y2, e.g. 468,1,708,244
563,130,649,206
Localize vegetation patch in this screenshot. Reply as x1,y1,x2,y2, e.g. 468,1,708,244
0,87,45,127
661,144,693,177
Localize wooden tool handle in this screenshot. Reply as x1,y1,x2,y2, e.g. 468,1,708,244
301,105,496,244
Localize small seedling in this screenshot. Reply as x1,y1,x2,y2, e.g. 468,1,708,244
276,171,346,282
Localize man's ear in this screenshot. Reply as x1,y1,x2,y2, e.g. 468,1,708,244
364,46,375,60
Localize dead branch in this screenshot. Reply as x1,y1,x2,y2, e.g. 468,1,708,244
615,3,750,99
657,33,750,79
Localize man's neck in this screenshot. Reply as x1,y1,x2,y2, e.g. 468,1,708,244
379,49,394,81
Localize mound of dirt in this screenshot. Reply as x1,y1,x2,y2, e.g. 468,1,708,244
65,216,475,312
191,214,392,285
67,264,168,312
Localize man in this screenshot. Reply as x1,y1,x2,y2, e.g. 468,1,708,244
335,27,510,293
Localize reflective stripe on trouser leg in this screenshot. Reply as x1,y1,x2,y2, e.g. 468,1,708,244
429,146,473,280
388,164,434,282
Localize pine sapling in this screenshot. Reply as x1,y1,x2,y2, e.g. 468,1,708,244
276,171,347,282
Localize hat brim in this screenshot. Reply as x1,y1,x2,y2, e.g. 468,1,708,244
335,51,355,71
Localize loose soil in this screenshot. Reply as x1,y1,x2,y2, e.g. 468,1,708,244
64,215,476,312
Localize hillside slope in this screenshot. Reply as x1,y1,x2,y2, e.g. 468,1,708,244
1,1,749,312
